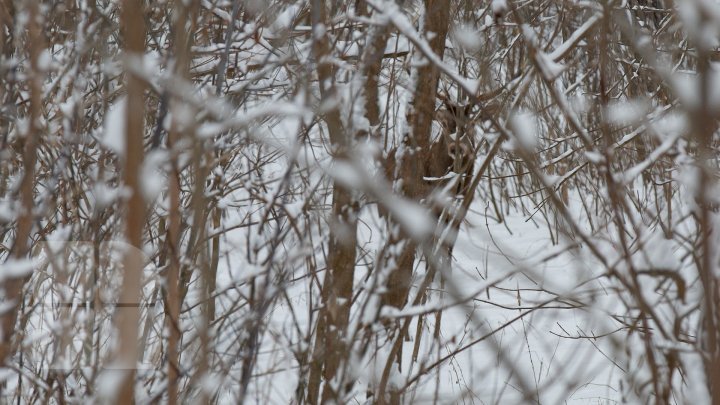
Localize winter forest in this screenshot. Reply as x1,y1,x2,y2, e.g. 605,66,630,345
2,0,720,403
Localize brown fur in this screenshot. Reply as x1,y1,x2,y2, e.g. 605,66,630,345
381,99,476,214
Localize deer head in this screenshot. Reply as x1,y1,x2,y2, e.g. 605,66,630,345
380,97,477,220
425,99,476,197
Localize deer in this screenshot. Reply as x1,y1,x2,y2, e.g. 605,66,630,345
377,96,478,363
427,98,476,199
378,96,478,307
382,97,477,216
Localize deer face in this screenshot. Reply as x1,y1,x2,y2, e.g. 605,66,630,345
446,133,473,164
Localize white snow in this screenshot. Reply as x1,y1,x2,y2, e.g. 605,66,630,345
453,25,482,52
102,97,127,157
605,98,650,126
0,258,36,282
140,149,167,202
491,0,508,17
509,110,538,149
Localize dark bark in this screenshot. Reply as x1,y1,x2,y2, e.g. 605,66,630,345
380,0,451,311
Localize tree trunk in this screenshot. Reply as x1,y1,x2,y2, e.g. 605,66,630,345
306,0,360,403
114,0,147,402
380,0,450,311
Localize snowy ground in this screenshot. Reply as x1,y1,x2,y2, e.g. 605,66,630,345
214,187,640,404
